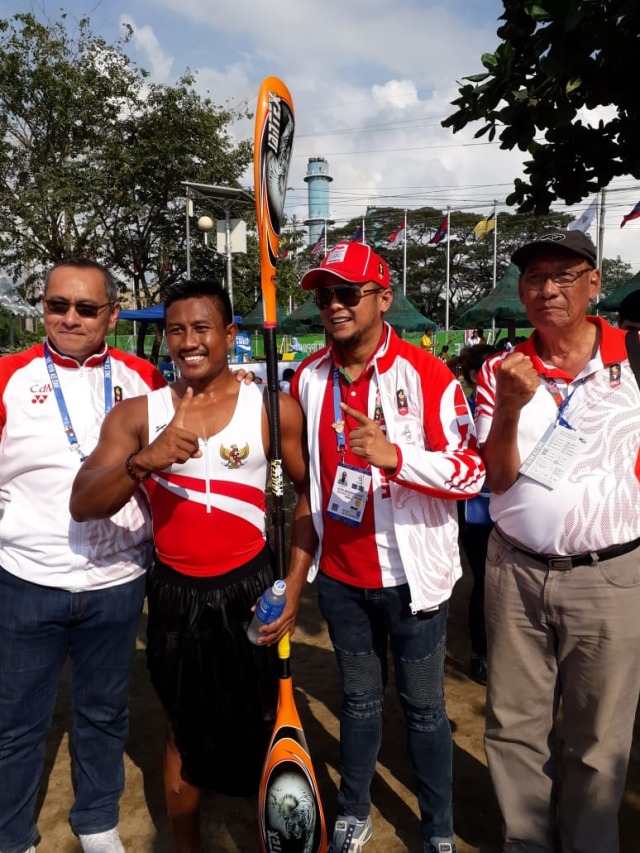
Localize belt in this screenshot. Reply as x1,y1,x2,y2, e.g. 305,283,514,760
505,535,640,571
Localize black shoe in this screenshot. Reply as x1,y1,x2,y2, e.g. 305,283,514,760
469,654,487,686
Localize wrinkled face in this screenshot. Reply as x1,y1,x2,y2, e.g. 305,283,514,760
314,278,392,350
165,296,236,382
44,266,118,362
518,249,600,332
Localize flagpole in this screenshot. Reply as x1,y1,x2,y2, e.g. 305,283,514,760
323,219,327,256
445,205,451,333
402,208,408,296
362,215,366,245
597,189,606,270
492,199,498,289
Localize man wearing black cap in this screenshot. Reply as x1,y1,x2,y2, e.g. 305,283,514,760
291,241,485,853
475,230,640,852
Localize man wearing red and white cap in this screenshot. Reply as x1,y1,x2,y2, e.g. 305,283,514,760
291,242,485,853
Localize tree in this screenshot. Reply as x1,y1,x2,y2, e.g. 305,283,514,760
0,13,251,303
442,1,640,212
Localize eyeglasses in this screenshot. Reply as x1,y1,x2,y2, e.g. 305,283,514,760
43,299,114,318
521,267,593,291
314,285,382,310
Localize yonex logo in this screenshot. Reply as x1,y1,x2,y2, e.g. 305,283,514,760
30,383,52,404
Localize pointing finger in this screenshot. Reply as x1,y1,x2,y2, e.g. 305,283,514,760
339,402,372,426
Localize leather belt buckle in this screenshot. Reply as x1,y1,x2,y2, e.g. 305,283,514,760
548,557,573,571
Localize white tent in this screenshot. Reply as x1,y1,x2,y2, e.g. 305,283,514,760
0,278,41,318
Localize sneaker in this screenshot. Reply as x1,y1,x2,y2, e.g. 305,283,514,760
426,839,457,853
328,815,373,852
469,654,488,686
78,828,124,853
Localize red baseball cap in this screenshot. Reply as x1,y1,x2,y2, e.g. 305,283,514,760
301,242,390,290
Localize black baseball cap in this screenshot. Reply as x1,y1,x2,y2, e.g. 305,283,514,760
512,230,597,271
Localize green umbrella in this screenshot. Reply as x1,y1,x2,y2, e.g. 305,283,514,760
280,294,324,333
596,271,640,312
455,264,530,330
385,289,436,333
240,297,287,330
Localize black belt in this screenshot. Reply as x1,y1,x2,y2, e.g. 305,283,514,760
505,535,640,571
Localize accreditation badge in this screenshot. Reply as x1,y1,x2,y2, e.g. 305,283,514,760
326,462,372,527
519,423,585,489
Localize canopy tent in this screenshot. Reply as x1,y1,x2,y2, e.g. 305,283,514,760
281,289,436,336
596,271,640,312
454,264,529,337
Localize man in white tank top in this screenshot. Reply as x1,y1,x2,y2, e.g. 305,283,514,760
71,280,316,852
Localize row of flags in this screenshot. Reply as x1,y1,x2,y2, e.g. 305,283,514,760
309,196,640,257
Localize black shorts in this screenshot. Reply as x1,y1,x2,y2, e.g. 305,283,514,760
146,545,279,794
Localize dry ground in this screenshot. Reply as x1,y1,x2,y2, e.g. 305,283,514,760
34,566,640,852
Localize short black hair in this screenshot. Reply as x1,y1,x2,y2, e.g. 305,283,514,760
163,280,233,325
44,258,118,302
458,344,498,386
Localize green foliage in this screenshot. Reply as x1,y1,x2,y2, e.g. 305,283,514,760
0,12,251,303
442,1,640,212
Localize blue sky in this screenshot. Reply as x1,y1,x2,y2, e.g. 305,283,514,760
6,0,640,272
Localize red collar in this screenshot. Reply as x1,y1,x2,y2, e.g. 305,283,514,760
45,338,109,369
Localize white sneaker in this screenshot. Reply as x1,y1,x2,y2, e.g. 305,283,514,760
78,828,124,853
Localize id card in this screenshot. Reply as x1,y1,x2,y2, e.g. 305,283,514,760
326,462,372,527
519,423,585,489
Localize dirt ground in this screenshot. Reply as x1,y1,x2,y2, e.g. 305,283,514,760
34,566,640,853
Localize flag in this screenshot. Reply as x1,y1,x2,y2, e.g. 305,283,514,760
567,198,597,232
389,222,405,247
311,226,325,257
621,201,640,228
473,214,495,241
428,217,448,246
352,224,364,243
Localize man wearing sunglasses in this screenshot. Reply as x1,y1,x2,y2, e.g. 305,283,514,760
290,241,485,853
475,229,640,852
0,258,165,853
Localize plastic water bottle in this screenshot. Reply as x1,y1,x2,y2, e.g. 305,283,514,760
246,580,287,645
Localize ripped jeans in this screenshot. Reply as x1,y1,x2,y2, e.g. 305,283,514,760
317,572,453,842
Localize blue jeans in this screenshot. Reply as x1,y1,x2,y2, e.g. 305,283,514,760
317,572,453,842
0,567,145,853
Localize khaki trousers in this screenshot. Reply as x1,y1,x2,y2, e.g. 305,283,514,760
484,527,640,853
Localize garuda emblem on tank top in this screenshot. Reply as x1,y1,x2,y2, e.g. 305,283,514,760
219,442,249,468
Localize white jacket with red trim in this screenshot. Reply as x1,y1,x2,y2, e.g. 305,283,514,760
292,324,485,612
0,342,165,591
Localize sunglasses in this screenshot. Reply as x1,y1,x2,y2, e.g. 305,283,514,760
314,285,382,310
43,299,114,318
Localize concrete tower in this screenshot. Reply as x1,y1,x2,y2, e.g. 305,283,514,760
304,157,334,246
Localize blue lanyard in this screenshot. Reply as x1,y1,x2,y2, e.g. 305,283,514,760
332,367,347,455
44,343,113,461
543,376,581,430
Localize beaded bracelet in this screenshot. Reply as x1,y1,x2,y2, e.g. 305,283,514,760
124,450,151,483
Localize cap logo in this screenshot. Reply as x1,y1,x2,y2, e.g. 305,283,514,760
325,245,348,265
378,262,384,279
539,233,566,243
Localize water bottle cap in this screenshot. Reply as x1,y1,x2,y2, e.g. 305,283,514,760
273,580,286,595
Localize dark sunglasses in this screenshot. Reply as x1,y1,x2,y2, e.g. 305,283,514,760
43,299,114,318
314,285,382,310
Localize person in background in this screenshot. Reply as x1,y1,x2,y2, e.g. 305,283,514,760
289,336,304,353
617,289,640,331
0,258,165,853
476,229,640,852
420,327,432,351
70,279,315,853
456,344,497,686
279,367,296,394
291,241,485,853
437,344,450,362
